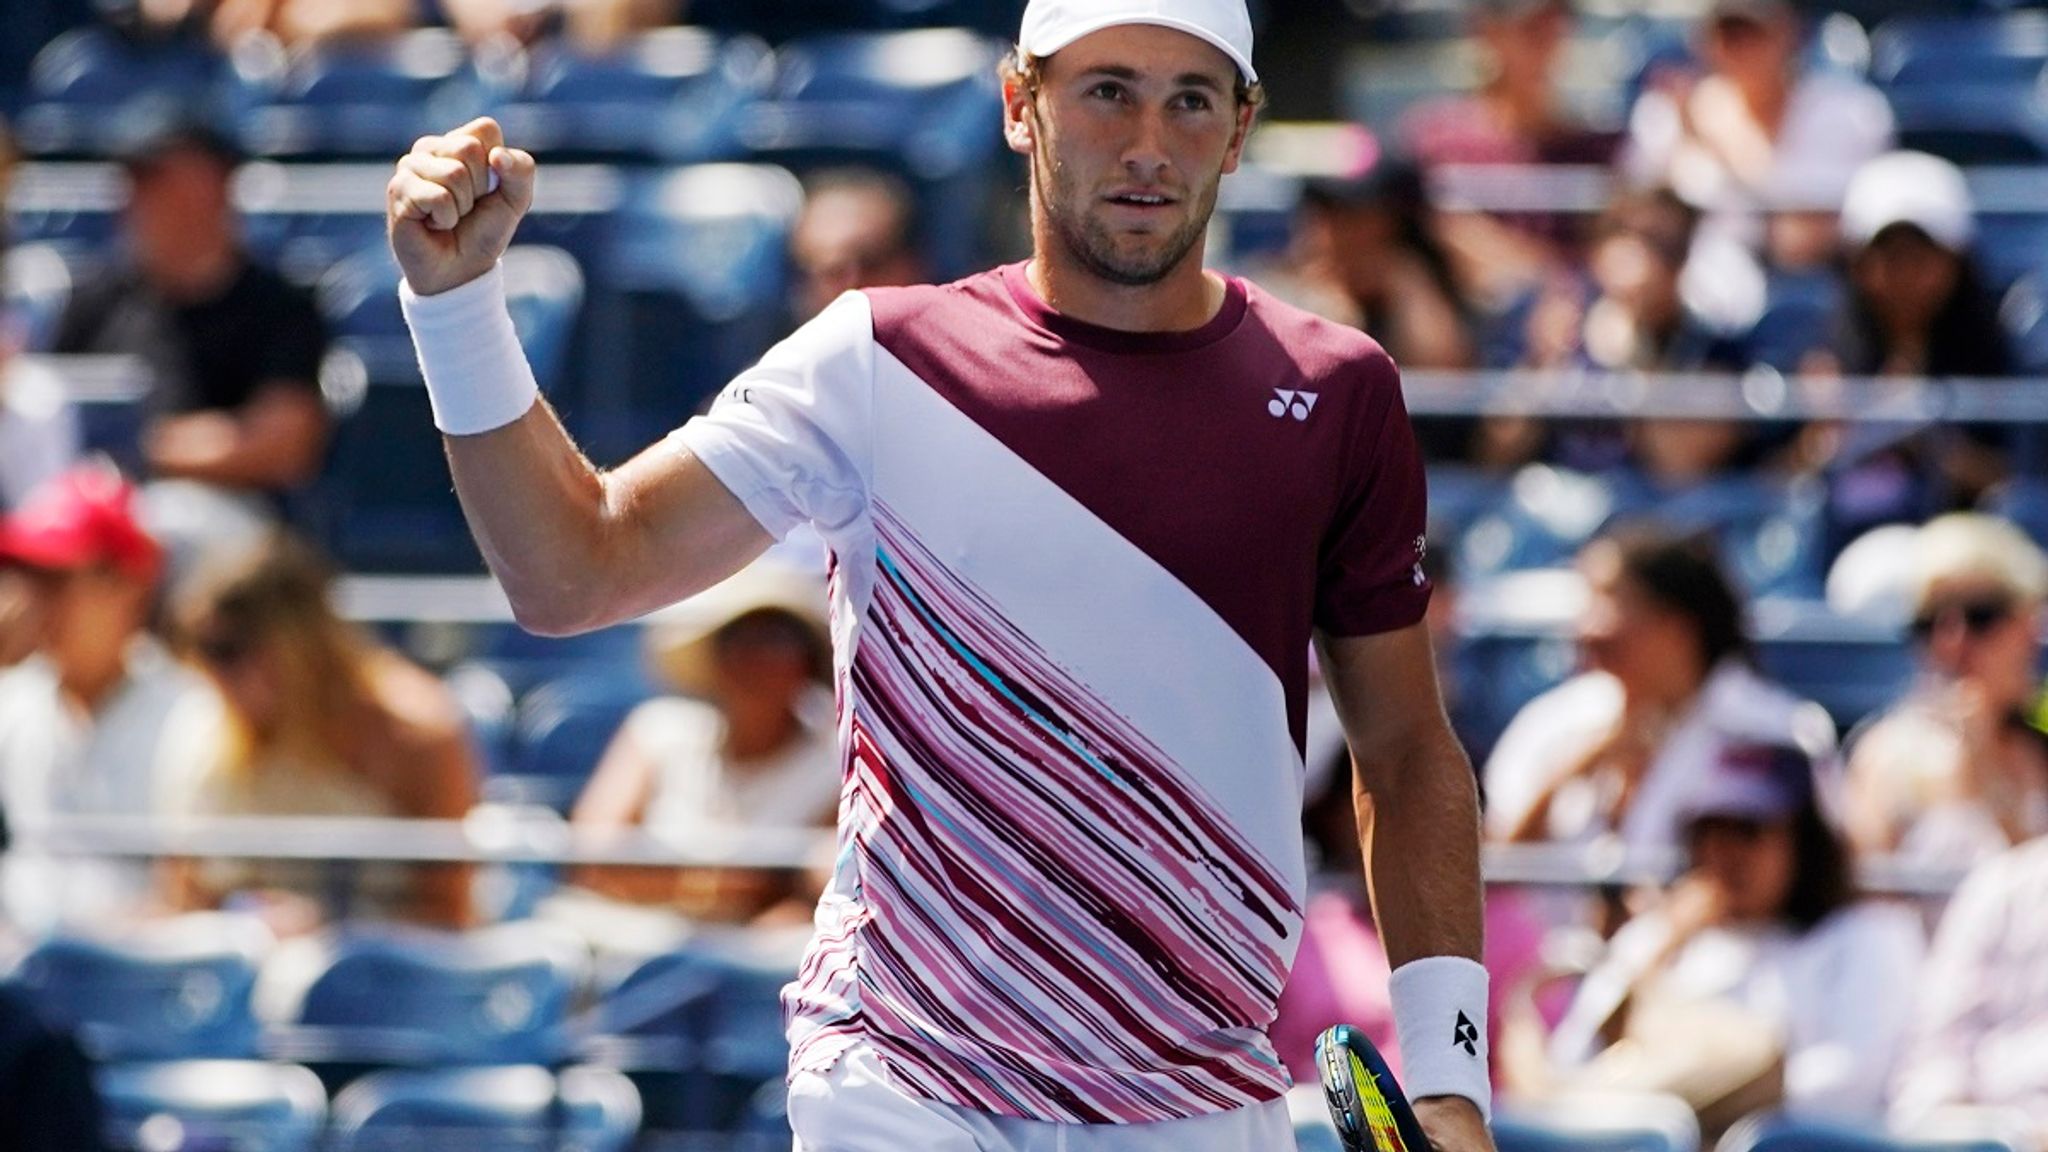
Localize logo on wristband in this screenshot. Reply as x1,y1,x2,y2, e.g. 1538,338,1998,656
1452,1011,1479,1057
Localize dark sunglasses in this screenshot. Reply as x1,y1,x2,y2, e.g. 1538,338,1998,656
1910,596,2015,641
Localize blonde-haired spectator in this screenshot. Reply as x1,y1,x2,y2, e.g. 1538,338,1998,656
1843,514,2048,865
164,532,478,931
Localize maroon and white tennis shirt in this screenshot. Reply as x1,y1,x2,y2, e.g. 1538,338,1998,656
670,262,1431,1125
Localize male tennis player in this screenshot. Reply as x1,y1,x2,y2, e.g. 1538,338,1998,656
388,1,1494,1148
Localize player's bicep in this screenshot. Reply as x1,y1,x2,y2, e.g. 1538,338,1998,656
593,436,776,624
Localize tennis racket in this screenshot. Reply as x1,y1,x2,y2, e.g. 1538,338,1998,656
1314,1024,1434,1152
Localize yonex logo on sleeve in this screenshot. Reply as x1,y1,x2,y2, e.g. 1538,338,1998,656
1453,1011,1479,1057
1268,390,1319,421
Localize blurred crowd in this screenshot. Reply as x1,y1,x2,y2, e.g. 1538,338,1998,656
3,0,2048,1148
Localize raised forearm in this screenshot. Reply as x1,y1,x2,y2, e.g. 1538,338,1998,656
443,399,615,633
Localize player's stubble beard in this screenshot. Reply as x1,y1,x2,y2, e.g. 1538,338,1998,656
1029,109,1220,288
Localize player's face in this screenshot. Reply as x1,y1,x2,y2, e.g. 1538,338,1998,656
1008,25,1254,287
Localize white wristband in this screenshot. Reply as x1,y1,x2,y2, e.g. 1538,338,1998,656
1389,955,1492,1121
399,263,540,436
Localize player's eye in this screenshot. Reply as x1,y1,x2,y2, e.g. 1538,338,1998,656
1172,91,1215,112
1086,81,1128,103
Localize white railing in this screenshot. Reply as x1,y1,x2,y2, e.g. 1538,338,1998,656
10,815,1972,899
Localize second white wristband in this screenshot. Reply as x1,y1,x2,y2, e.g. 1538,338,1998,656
399,263,540,436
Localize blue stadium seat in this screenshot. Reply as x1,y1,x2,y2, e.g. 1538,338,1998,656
314,243,584,573
474,622,652,694
1454,628,1580,758
227,29,484,159
261,923,587,1071
583,947,794,1133
12,28,224,156
742,30,1002,176
327,1064,640,1152
1457,465,1617,578
236,165,398,290
488,28,772,162
1719,1112,2024,1152
1986,475,2048,549
739,29,1007,276
689,0,1019,40
1754,633,1913,733
1,161,124,251
1427,465,1514,546
1999,269,2048,373
1870,13,2048,91
12,916,271,1062
500,672,653,812
97,1060,327,1152
739,1077,792,1141
1612,474,1830,600
576,164,801,464
1887,86,2048,165
1742,271,1845,375
1973,213,2048,297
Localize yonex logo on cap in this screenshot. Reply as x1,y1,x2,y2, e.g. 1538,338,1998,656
1269,389,1318,421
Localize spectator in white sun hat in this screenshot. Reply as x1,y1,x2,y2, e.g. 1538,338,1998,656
1806,153,2017,542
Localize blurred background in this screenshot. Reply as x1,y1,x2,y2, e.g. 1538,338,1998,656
4,0,2048,1150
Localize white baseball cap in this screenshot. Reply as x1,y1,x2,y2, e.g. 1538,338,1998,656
1019,0,1258,85
1839,150,1975,254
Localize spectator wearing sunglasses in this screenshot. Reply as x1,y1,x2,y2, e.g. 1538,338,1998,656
1843,514,2048,866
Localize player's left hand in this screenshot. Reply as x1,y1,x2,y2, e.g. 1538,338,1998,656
1414,1095,1496,1152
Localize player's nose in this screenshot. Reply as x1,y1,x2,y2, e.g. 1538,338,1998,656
1120,107,1173,182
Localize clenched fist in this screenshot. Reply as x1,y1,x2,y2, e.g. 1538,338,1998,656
386,117,537,297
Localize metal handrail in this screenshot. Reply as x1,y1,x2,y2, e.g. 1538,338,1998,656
9,815,1974,899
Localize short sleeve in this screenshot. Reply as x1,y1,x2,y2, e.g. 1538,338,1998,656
1315,357,1431,637
668,291,875,542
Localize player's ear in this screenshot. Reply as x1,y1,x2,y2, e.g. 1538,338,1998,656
1220,96,1258,176
1002,58,1037,157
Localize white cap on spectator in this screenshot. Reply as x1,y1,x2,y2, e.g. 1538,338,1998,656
1019,0,1258,85
1840,151,1975,254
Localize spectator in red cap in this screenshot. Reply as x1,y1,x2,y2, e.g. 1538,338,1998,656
0,466,222,933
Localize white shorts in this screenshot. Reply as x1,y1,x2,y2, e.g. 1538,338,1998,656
785,1043,1299,1152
